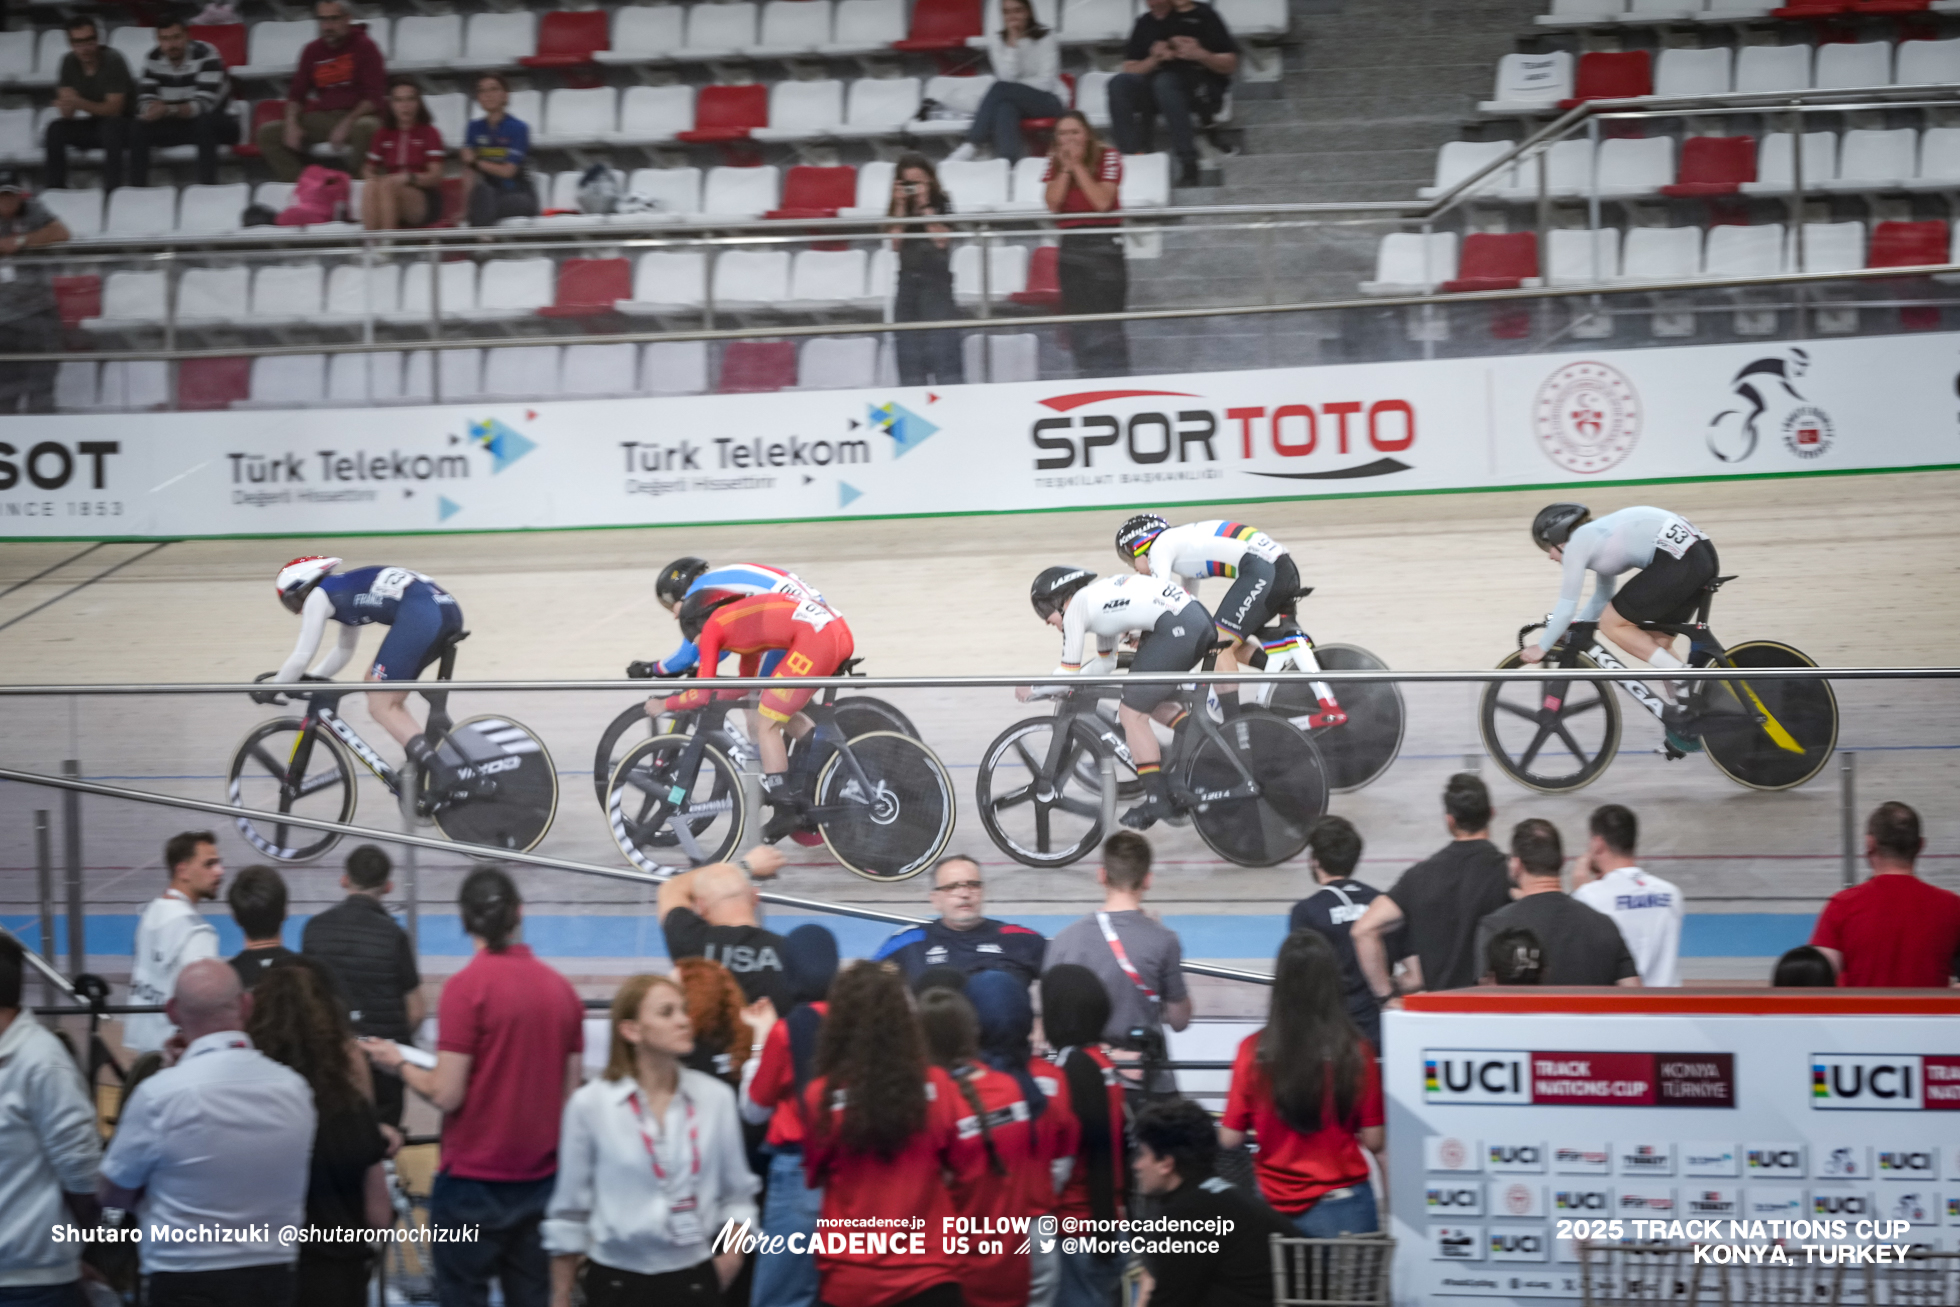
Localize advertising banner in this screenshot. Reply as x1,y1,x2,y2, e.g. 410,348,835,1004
1385,996,1960,1306
3,332,1958,538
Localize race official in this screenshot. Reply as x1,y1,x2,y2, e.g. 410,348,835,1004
871,855,1046,987
1569,804,1683,988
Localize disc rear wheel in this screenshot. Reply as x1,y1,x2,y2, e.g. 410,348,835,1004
227,718,357,862
816,731,956,881
1480,650,1623,793
1696,641,1837,791
1180,713,1327,867
426,715,558,852
1268,643,1405,793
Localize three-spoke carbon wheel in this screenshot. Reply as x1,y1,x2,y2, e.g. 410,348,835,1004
1480,651,1623,793
227,719,358,862
594,701,668,809
1697,641,1837,791
816,731,956,881
976,714,1115,868
1181,712,1328,867
607,734,748,872
1266,643,1406,793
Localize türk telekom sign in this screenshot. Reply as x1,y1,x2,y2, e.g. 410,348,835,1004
1423,1051,1737,1108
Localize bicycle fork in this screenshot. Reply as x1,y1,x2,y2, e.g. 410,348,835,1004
1261,625,1347,729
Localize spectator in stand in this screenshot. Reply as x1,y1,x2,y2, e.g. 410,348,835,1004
1039,964,1127,1307
1289,816,1405,1050
362,80,446,230
887,154,964,387
1045,831,1190,1092
872,854,1046,987
259,0,386,184
44,16,132,193
130,14,235,187
0,934,102,1307
0,172,69,416
1044,111,1131,378
0,175,70,254
740,924,839,1307
100,961,315,1307
1133,1099,1294,1307
1222,930,1384,1237
461,74,538,227
673,957,752,1088
1483,928,1544,986
1772,945,1837,988
947,0,1064,165
1811,801,1960,986
658,848,791,1016
1474,821,1640,988
227,866,297,989
1352,773,1510,1004
1108,0,1239,189
247,965,392,1307
544,974,756,1307
302,843,422,1129
126,832,225,1054
362,866,585,1307
1569,804,1683,987
803,962,976,1307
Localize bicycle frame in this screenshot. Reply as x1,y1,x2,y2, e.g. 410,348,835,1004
275,636,467,804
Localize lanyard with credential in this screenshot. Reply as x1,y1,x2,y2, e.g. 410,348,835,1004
627,1090,700,1184
1096,912,1159,1005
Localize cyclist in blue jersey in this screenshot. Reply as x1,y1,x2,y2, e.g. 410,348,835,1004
627,556,830,680
262,557,464,774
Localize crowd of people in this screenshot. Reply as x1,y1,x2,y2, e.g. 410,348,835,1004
2,787,1955,1307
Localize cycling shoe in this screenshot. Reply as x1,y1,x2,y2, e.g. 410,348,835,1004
1662,729,1703,758
1120,793,1179,831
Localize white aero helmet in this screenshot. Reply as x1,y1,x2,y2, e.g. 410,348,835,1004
276,556,341,613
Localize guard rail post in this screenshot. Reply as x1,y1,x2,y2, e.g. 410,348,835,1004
62,759,84,977
1840,750,1857,888
35,809,55,1006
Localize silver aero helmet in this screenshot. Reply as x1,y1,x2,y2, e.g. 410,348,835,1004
1114,513,1169,562
1531,503,1591,552
275,556,341,614
1031,566,1096,621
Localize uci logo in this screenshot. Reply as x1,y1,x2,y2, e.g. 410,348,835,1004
1489,1145,1544,1169
1814,1194,1873,1218
1879,1151,1933,1174
1555,1191,1608,1212
1427,1188,1482,1212
1749,1150,1802,1170
1424,1051,1531,1104
1812,1056,1922,1111
1492,1234,1544,1254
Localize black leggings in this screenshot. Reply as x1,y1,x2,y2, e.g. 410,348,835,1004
823,1284,963,1307
1058,232,1131,377
580,1259,719,1307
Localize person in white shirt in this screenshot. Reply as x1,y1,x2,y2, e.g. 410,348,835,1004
544,973,757,1307
99,960,316,1307
124,831,225,1053
0,934,102,1307
1569,804,1684,988
946,0,1064,164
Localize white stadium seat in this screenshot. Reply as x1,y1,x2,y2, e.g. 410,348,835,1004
1896,38,1960,87
1813,41,1889,91
40,188,104,238
963,332,1039,382
109,27,158,76
941,158,1012,210
1742,131,1837,195
327,352,404,404
1704,222,1784,277
1504,138,1591,199
426,93,470,150
1120,152,1170,207
539,87,617,146
244,353,327,407
31,29,69,84
713,250,793,309
857,160,896,209
951,242,1028,301
97,361,171,409
702,164,781,217
1419,140,1516,199
391,15,464,70
105,186,177,238
55,361,98,411
0,107,36,163
1536,0,1622,25
324,262,402,318
1697,0,1773,17
0,30,38,81
1360,231,1458,294
789,248,869,310
468,258,556,320
1734,44,1810,94
1076,71,1114,127
1058,0,1135,42
838,77,922,136
598,6,686,63
1544,227,1621,285
471,89,543,131
87,271,169,330
176,183,251,235
462,12,536,67
1624,0,1700,19
1006,155,1050,209
686,3,758,56
394,259,479,323
1620,226,1701,281
1911,127,1960,191
750,0,834,57
753,79,846,142
1793,221,1864,274
1652,46,1730,97
626,166,704,215
1595,135,1673,197
642,340,710,394
561,343,641,397
797,336,879,389
235,20,313,77
1215,0,1285,37
914,74,996,136
1827,128,1916,192
1481,51,1573,113
621,251,710,316
614,85,695,143
821,0,907,53
177,266,250,324
481,345,562,398
436,348,485,400
249,262,327,325
867,247,897,303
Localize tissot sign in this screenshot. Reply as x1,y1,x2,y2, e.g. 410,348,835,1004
4,329,1960,539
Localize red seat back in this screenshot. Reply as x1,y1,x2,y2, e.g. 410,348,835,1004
53,275,101,328
695,84,769,133
178,356,252,411
1679,136,1755,186
541,258,632,315
1569,50,1650,103
189,23,246,67
231,100,282,158
536,10,609,58
895,0,983,49
1458,232,1539,282
1009,244,1062,306
1868,220,1949,268
777,165,856,215
719,341,798,393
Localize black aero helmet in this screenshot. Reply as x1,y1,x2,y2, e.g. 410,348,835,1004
1031,566,1096,620
656,557,710,609
1114,513,1168,562
677,588,738,642
1531,503,1591,551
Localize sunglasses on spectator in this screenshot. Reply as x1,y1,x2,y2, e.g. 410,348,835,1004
934,880,984,893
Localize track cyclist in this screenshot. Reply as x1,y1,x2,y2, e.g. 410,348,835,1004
628,556,830,679
263,558,465,776
661,588,856,842
1023,565,1216,831
1522,503,1719,746
1114,513,1315,722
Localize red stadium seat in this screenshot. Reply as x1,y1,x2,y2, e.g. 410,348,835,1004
1868,219,1949,267
1558,51,1650,108
1662,136,1756,197
1009,245,1061,308
537,258,632,317
178,356,252,411
1851,0,1928,11
894,0,983,51
53,275,101,328
231,101,283,159
1770,0,1851,14
677,84,769,143
765,166,858,219
427,177,467,228
521,11,610,67
1441,232,1539,292
1019,72,1074,153
189,23,247,68
718,341,798,393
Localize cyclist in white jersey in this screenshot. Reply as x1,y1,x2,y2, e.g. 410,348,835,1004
1114,514,1299,718
1523,504,1719,730
1023,566,1217,829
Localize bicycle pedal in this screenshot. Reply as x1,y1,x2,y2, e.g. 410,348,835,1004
1306,710,1348,729
790,827,824,847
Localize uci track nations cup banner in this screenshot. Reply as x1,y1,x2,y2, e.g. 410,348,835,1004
3,333,1959,538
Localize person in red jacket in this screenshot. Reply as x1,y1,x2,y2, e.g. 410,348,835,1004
361,80,445,230
1221,929,1384,1237
802,962,976,1307
665,590,856,842
1039,964,1127,1307
258,0,385,181
1810,801,1960,987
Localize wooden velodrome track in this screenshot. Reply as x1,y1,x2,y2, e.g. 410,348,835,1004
1,469,1956,985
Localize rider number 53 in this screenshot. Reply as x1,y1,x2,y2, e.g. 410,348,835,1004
1555,1220,1624,1241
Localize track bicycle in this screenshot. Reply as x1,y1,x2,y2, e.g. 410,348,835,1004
1479,574,1838,793
976,673,1330,868
607,694,956,881
590,657,916,809
227,630,559,860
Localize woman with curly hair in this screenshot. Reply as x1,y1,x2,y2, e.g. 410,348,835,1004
803,961,976,1307
247,962,393,1307
672,956,752,1088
